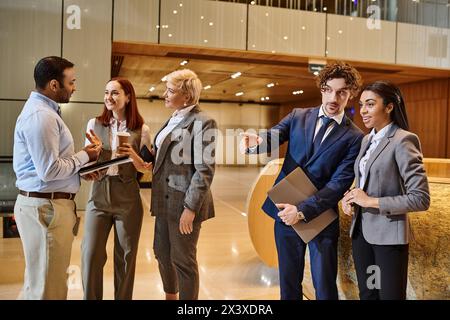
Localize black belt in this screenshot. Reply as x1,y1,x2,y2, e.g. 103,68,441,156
19,190,76,200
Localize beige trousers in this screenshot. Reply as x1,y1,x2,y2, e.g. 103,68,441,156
14,194,77,300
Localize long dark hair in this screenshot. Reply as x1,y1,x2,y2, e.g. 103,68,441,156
97,77,144,130
362,81,409,131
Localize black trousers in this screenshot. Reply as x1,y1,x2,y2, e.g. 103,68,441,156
352,218,409,300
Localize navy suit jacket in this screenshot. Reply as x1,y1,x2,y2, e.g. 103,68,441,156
253,106,363,237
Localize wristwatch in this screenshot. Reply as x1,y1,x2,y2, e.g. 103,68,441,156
297,211,305,221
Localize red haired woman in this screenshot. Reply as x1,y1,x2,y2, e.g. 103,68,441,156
81,77,152,300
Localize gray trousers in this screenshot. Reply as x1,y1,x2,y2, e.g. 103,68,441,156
153,216,201,300
14,194,77,300
82,176,143,300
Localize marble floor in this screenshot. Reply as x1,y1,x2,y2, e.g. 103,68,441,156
0,166,282,300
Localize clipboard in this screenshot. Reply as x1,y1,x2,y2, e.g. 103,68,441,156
267,167,338,243
79,155,132,176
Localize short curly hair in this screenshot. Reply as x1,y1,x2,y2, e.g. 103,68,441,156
316,61,363,98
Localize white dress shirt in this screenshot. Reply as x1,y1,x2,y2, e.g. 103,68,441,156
314,105,345,143
85,118,151,176
155,104,196,150
358,122,393,188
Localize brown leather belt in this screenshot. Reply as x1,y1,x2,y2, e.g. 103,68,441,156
19,190,76,200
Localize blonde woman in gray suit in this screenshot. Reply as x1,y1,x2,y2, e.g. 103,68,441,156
342,81,430,300
151,69,217,300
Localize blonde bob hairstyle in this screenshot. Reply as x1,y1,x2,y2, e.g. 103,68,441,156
165,69,203,106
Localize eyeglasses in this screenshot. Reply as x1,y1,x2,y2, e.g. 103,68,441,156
320,86,351,99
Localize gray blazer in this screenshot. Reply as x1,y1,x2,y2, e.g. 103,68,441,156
151,106,217,223
349,124,430,245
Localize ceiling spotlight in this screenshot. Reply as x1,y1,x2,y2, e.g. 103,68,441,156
261,97,265,101
293,90,304,95
149,86,155,92
267,83,275,88
204,85,211,90
265,97,269,100
231,72,242,79
180,60,188,66
161,75,168,82
235,92,244,96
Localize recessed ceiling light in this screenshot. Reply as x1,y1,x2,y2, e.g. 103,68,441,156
231,72,242,79
161,76,168,82
204,85,211,90
235,92,244,96
180,60,188,66
267,83,275,88
173,10,177,14
149,86,155,92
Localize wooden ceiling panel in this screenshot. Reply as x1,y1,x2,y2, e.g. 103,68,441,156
114,42,450,104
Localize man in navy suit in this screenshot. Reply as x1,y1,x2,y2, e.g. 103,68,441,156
242,61,364,300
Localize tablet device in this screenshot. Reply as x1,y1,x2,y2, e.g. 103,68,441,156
79,155,132,176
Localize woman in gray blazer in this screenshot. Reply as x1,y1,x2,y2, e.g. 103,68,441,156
342,81,430,300
151,69,217,300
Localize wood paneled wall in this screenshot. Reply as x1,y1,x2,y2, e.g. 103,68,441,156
399,78,449,158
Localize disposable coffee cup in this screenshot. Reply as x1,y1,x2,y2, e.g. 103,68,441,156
117,132,131,148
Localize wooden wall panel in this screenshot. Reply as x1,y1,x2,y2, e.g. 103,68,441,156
448,80,450,159
399,79,449,158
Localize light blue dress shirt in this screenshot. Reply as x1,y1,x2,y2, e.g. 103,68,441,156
13,91,89,193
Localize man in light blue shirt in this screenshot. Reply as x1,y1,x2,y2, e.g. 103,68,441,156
13,56,101,299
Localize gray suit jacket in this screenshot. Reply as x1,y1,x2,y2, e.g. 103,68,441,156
150,106,216,223
349,124,430,245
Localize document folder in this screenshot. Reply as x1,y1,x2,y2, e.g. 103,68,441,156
267,167,338,243
79,155,132,176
